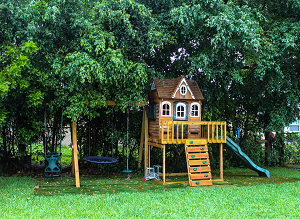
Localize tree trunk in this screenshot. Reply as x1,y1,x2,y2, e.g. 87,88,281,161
264,130,272,165
277,131,285,165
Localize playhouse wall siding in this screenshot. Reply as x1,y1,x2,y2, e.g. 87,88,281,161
148,99,160,139
148,97,203,142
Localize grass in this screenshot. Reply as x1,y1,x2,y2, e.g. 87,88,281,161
1,167,300,218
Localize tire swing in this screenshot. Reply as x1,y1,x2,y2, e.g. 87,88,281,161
83,110,118,164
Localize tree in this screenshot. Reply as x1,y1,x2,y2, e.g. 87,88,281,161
146,0,300,165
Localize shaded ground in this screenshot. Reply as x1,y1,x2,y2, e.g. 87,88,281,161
33,168,300,196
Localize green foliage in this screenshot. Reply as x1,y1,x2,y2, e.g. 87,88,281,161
1,0,300,171
238,139,265,166
283,133,300,164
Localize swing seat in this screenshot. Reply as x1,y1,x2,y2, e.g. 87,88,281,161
44,152,62,177
83,156,118,164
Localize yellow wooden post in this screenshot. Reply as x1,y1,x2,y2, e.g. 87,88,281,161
207,122,210,142
138,110,146,169
148,144,151,168
224,123,227,142
163,144,166,184
176,121,179,143
164,121,167,143
171,121,174,143
220,143,223,181
71,120,80,188
181,121,183,143
216,122,219,142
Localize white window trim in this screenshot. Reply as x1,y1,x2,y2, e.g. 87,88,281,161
161,101,171,117
172,78,195,99
180,85,187,95
190,102,200,117
176,103,186,119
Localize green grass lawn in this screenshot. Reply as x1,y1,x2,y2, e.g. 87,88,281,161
1,167,300,218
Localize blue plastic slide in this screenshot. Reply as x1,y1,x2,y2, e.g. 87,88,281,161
226,137,270,178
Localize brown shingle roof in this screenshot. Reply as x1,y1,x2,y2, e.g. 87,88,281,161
153,76,204,100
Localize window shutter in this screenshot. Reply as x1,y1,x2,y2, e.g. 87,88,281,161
152,103,156,119
173,102,176,120
185,102,188,120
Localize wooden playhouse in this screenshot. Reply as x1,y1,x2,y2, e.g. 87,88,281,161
138,76,226,186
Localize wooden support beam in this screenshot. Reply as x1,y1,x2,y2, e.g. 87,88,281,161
138,110,146,169
71,121,80,188
148,143,151,168
144,112,149,175
162,172,188,177
147,142,164,148
163,144,166,184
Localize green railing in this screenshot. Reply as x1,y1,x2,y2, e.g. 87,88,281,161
160,121,226,144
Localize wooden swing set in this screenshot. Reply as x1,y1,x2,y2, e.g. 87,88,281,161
68,76,272,188
70,101,146,188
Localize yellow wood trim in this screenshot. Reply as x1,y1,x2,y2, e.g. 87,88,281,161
191,180,212,186
216,122,219,142
153,178,163,185
148,143,151,168
208,122,210,142
185,139,208,145
190,173,212,180
166,121,169,143
161,172,188,176
159,121,226,144
220,143,223,180
171,121,174,142
163,145,166,184
162,181,189,185
184,143,190,186
161,121,164,144
221,123,223,141
225,124,227,142
148,142,164,148
181,121,183,142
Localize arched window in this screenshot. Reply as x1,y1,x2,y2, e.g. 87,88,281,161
191,103,200,117
176,103,186,119
161,101,171,117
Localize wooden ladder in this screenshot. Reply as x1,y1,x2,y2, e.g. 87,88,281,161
185,140,213,186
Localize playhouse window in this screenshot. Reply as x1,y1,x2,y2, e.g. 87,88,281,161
180,85,187,95
176,103,186,119
191,103,200,117
161,101,171,117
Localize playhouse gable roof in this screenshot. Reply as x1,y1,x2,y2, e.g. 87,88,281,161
153,76,204,100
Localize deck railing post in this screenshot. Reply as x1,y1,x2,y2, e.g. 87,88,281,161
208,122,210,143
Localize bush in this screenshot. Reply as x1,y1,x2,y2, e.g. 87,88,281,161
284,133,300,164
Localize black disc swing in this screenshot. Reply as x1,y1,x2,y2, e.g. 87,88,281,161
83,110,118,164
